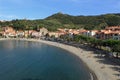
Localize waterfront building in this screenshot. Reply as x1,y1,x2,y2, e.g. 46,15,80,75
95,26,120,40
16,30,24,38
2,26,16,38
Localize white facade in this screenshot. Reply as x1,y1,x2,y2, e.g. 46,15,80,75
69,32,74,39
113,33,120,40
89,31,96,36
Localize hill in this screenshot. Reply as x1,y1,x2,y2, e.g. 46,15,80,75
46,12,120,30
0,13,120,31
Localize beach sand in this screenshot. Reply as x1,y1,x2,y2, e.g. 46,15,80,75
0,38,120,80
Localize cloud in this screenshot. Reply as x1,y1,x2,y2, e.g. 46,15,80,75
0,14,19,20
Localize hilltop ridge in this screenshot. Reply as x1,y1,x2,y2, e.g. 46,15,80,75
0,12,120,31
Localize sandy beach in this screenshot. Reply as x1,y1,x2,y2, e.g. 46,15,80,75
0,38,120,80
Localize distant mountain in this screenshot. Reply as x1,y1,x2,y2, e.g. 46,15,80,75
0,13,120,31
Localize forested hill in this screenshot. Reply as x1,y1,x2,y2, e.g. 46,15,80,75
46,13,120,30
0,13,120,31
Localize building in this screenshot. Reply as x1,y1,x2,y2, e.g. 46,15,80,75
16,30,24,38
2,27,16,38
79,29,90,36
49,31,66,38
89,30,98,37
31,31,40,38
39,27,48,36
95,26,120,40
24,30,29,38
112,32,120,40
105,26,120,31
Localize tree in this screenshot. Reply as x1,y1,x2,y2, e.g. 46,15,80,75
112,44,120,58
104,14,120,26
45,33,50,38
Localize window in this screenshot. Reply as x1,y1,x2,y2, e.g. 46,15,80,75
114,34,118,36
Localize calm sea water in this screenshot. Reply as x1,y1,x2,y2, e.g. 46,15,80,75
0,40,91,80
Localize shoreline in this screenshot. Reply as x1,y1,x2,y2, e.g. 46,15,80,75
0,38,119,80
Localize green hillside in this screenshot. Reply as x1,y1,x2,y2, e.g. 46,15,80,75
46,12,120,30
0,12,120,31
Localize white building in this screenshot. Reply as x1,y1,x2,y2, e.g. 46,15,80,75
89,30,98,37
112,32,120,40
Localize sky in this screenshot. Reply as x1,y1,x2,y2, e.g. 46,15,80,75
0,0,120,20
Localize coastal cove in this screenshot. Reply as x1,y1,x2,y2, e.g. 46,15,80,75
0,38,119,80
0,39,93,80
0,0,120,80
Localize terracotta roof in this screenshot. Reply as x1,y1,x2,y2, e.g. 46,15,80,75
79,30,89,33
91,30,98,32
105,26,120,30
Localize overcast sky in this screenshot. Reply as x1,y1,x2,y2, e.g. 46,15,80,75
0,0,120,20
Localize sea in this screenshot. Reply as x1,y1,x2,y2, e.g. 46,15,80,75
0,40,91,80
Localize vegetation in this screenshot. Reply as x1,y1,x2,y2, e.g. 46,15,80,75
0,13,120,31
59,34,120,58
